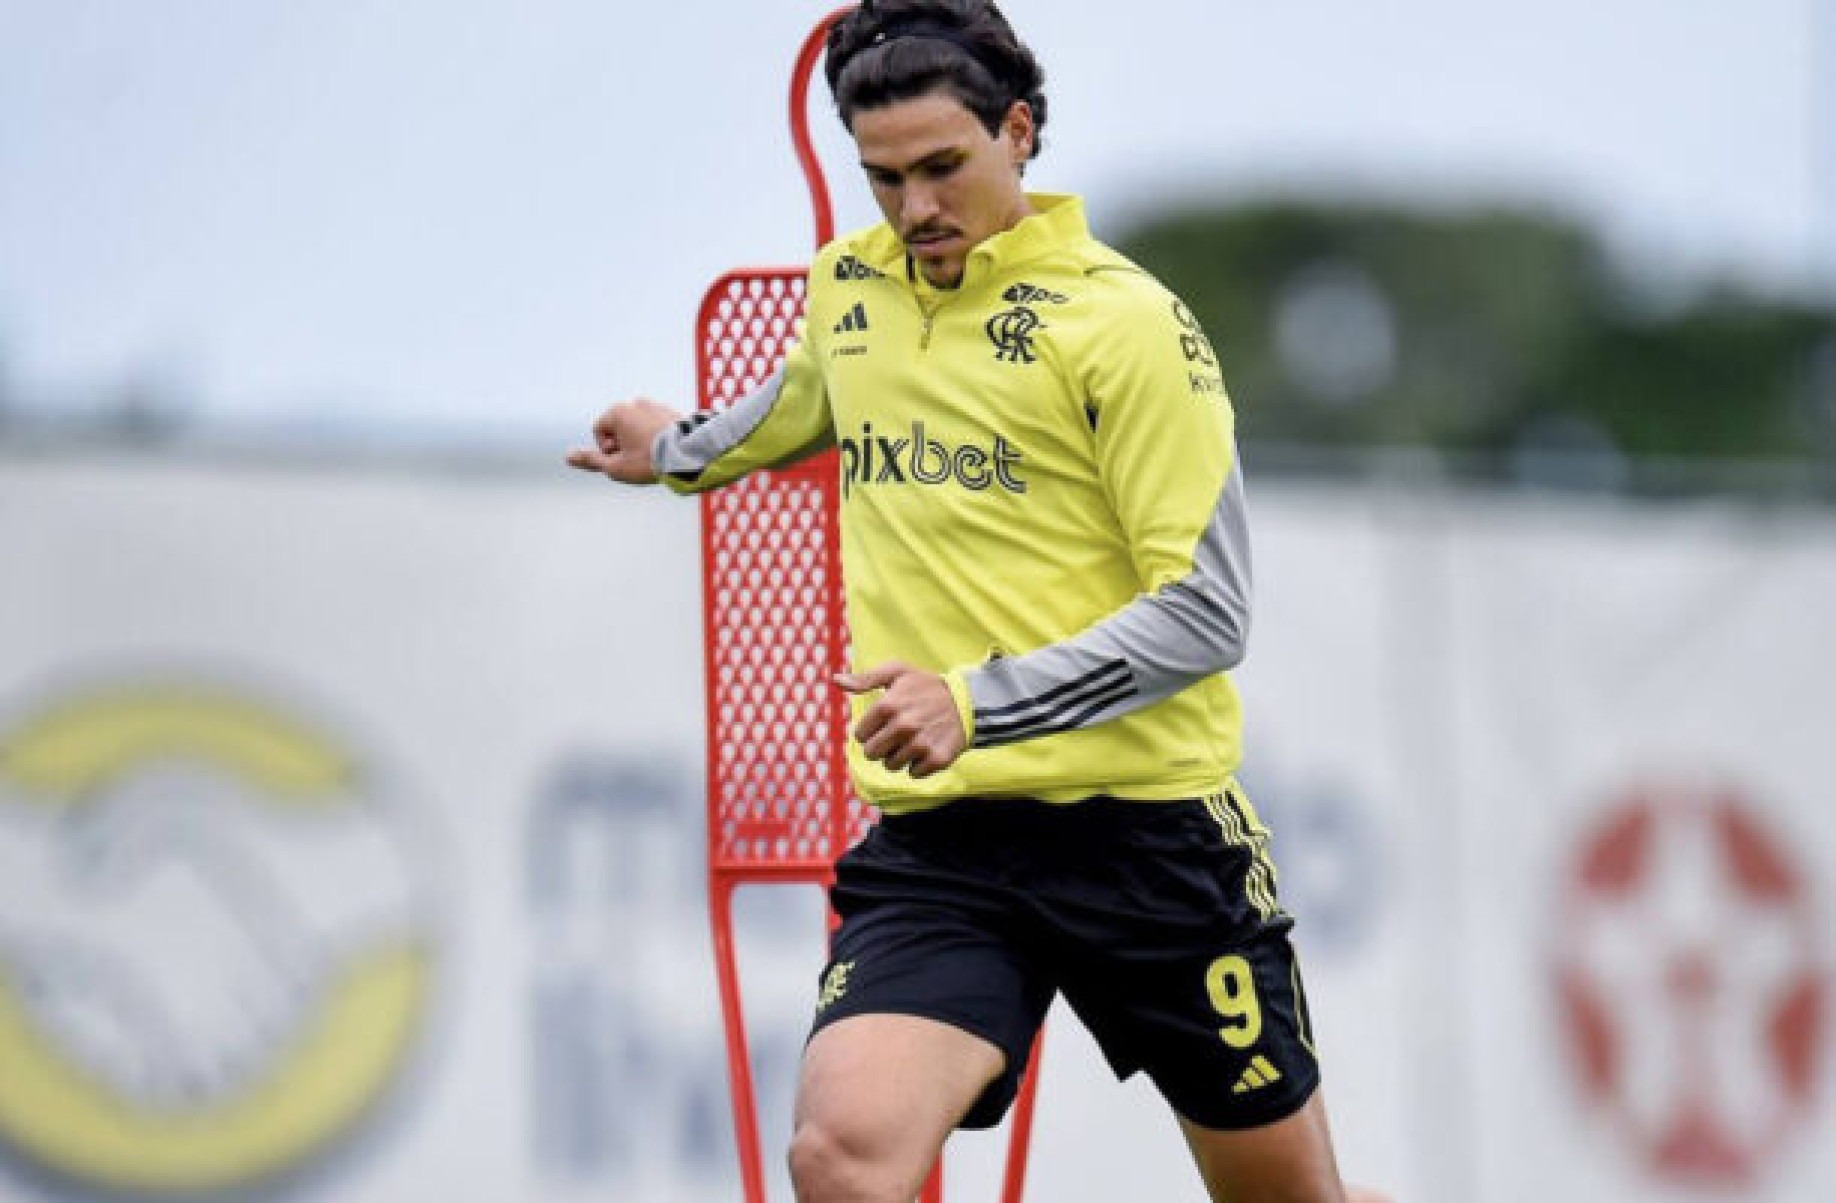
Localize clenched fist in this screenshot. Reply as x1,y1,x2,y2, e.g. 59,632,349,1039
565,399,682,485
837,662,968,779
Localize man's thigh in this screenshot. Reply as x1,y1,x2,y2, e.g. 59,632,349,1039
795,1012,1005,1183
815,816,1056,1129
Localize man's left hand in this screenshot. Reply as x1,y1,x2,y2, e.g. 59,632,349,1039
836,662,967,779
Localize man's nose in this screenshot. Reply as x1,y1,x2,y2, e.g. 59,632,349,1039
902,184,941,230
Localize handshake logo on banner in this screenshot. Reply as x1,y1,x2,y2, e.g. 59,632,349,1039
0,680,444,1198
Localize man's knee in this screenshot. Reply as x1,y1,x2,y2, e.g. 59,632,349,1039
787,1115,901,1203
788,1013,1000,1200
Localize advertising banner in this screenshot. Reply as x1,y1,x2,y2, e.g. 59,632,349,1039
0,458,1827,1201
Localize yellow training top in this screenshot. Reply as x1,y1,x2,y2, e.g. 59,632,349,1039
656,194,1252,814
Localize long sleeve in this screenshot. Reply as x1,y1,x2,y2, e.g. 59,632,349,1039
652,329,834,494
955,287,1250,749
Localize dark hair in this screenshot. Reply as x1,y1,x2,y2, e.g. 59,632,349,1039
824,0,1049,160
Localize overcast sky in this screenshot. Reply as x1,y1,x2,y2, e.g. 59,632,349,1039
0,0,1823,442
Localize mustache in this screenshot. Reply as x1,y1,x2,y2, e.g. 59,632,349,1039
903,226,959,243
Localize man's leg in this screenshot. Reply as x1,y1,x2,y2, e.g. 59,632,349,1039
789,1012,1005,1203
1178,1088,1392,1203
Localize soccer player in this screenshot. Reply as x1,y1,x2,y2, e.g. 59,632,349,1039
569,3,1389,1200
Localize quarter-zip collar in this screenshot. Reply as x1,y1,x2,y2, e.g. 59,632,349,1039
855,193,1090,298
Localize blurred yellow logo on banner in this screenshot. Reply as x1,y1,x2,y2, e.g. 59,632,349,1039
0,682,439,1196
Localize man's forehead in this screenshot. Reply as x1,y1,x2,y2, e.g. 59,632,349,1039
853,94,989,167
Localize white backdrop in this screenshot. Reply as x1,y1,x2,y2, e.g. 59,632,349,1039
0,456,1830,1202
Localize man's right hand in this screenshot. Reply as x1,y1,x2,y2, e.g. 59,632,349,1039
565,399,682,485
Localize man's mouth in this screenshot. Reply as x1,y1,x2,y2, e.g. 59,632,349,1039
907,231,959,251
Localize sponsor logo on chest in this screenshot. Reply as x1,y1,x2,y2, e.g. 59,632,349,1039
839,421,1027,500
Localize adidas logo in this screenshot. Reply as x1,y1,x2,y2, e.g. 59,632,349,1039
833,302,870,335
1231,1054,1283,1095
835,254,885,280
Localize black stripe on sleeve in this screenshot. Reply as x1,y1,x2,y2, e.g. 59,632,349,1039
974,677,1137,748
972,659,1137,747
974,659,1132,723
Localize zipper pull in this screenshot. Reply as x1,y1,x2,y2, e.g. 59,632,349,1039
920,315,934,350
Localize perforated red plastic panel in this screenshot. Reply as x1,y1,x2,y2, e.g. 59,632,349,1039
697,270,876,878
701,13,1041,1201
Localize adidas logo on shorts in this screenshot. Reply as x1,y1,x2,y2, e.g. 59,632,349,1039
1232,1054,1283,1095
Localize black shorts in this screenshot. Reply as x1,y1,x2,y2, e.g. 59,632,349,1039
808,789,1321,1131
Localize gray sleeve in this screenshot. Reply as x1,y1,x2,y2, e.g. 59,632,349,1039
650,363,836,488
962,453,1252,749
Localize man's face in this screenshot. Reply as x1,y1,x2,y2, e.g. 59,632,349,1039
852,91,1033,289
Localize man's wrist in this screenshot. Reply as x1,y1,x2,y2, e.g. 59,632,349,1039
649,426,672,477
942,669,977,749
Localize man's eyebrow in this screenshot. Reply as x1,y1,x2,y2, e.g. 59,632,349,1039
860,146,967,176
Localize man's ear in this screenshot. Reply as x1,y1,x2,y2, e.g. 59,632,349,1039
1003,99,1035,164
